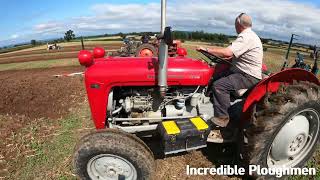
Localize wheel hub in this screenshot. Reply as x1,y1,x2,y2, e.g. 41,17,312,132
270,115,309,161
87,154,137,180
288,134,306,155
267,108,320,168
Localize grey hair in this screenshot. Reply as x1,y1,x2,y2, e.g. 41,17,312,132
236,13,252,28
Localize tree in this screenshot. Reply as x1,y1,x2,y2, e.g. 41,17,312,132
118,32,126,39
64,30,76,41
31,39,37,46
261,38,269,44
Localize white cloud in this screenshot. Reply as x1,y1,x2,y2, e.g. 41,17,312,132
10,34,19,39
2,0,320,46
34,22,65,34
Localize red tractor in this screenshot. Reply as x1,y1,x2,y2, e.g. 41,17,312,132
73,1,320,179
116,35,181,57
135,38,181,57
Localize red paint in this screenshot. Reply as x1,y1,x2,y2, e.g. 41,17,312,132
262,63,268,72
78,50,94,67
177,48,187,57
240,68,320,126
93,47,106,59
83,56,214,129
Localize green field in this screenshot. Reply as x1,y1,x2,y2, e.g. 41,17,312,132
0,58,78,71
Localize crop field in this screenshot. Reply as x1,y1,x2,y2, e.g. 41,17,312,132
0,39,318,180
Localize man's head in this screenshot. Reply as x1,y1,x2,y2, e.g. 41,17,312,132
235,13,252,34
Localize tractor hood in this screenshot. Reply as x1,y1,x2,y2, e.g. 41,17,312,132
84,56,214,87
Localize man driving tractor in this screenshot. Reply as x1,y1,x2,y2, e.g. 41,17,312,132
197,13,263,139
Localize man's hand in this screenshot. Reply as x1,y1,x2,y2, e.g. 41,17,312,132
196,46,207,52
222,56,233,61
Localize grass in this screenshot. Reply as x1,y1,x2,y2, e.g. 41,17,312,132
85,36,122,41
0,44,36,54
1,40,122,54
0,51,77,60
0,58,78,71
19,116,80,179
8,103,93,179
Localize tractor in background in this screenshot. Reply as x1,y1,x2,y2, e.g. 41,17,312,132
282,34,319,75
73,0,320,179
291,46,319,75
114,34,181,57
46,43,61,50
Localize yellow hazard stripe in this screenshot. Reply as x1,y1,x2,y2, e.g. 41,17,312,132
190,117,209,131
162,121,180,135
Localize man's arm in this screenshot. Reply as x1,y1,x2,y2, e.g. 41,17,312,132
196,34,249,60
196,46,233,60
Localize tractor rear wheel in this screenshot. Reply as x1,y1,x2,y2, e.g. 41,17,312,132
136,43,157,57
73,129,155,180
246,81,320,179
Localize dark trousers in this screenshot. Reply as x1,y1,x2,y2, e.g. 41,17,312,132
212,70,260,117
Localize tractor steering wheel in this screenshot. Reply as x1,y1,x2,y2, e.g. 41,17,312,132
197,49,233,66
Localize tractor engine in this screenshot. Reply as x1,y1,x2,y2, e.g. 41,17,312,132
108,86,214,126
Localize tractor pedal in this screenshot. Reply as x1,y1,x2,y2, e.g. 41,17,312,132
207,129,237,143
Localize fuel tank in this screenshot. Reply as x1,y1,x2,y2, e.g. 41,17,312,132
86,56,214,86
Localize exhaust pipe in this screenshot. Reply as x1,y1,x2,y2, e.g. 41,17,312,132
158,0,168,97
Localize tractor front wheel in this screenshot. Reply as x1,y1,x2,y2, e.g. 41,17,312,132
136,43,157,57
246,82,320,178
73,129,155,180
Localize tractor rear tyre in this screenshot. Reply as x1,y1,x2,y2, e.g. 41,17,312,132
246,81,320,179
136,43,157,57
73,129,155,180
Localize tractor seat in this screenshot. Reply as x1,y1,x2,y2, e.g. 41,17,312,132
230,89,248,104
234,89,248,97
232,72,269,98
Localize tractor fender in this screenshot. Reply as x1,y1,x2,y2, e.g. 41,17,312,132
242,68,320,118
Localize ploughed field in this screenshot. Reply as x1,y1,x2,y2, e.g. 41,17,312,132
0,41,318,179
0,43,121,64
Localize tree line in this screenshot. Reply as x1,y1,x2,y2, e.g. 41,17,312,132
29,30,76,46
173,31,229,43
104,31,230,44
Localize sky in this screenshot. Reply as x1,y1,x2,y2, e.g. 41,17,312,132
1,0,320,46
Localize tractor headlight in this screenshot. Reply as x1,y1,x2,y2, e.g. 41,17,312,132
78,50,93,67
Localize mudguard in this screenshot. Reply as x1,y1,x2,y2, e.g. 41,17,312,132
240,68,320,125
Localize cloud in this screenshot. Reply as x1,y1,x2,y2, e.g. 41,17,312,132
34,22,65,34
2,0,320,46
10,34,19,39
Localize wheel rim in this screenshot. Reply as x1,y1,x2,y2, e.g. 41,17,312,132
87,154,137,180
139,48,153,57
267,108,320,168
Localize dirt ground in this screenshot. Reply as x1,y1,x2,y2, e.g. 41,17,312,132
0,52,78,64
0,43,122,57
0,66,85,119
0,66,87,177
0,44,121,64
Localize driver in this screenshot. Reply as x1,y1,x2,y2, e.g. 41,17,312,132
197,13,263,130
